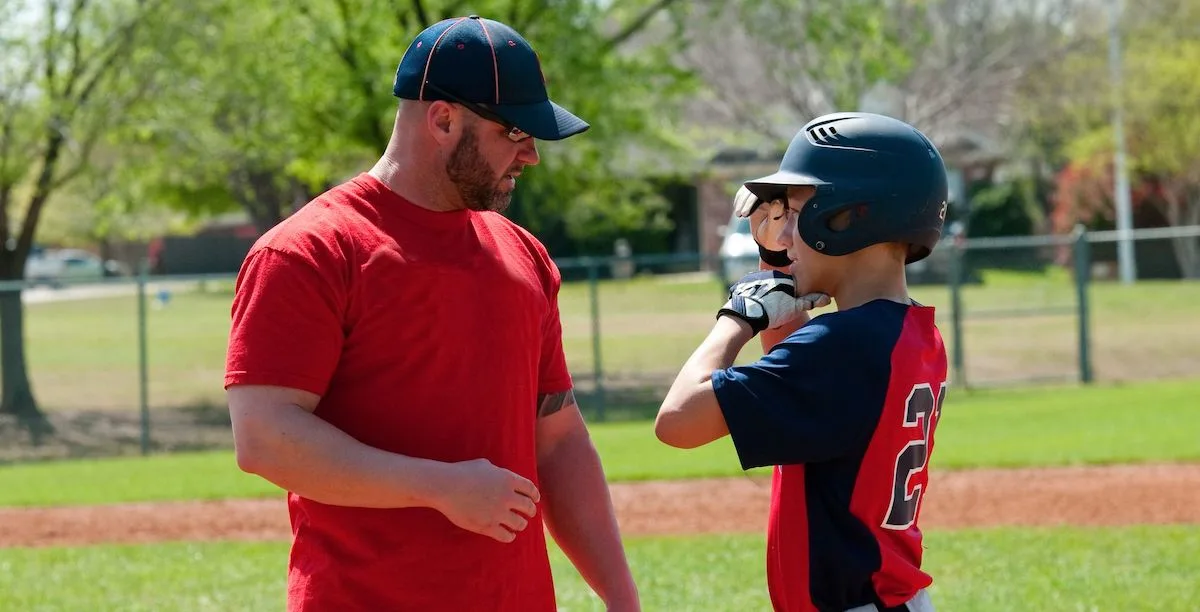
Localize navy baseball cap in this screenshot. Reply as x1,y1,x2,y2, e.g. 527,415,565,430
393,15,589,141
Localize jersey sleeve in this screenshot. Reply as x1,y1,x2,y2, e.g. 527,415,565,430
711,320,888,470
224,247,347,396
536,262,572,395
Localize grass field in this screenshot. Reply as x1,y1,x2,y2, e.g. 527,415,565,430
3,351,1199,609
2,526,1198,611
20,269,1200,415
2,377,1199,507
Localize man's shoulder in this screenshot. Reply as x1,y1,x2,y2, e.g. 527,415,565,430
478,212,556,266
479,211,546,245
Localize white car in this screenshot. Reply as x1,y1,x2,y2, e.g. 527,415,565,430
25,248,111,286
717,214,762,286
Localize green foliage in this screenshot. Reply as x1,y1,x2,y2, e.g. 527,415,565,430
106,0,702,243
1037,2,1200,229
966,176,1043,238
726,0,917,114
0,0,170,247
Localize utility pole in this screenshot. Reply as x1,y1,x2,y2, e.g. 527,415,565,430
1109,0,1137,284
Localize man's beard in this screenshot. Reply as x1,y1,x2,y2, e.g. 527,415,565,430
446,128,512,212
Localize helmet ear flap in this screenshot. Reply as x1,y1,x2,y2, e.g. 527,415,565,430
825,203,869,233
799,199,881,256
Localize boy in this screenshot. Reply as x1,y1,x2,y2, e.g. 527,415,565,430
655,112,949,612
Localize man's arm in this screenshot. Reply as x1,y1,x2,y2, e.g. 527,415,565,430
535,389,640,611
229,384,540,544
654,317,755,449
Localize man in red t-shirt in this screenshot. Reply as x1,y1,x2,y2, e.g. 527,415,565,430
224,15,639,611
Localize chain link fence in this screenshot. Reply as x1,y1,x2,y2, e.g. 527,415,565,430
2,225,1197,460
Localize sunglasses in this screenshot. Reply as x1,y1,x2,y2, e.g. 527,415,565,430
423,82,531,143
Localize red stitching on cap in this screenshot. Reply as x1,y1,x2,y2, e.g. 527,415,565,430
419,17,468,101
476,18,500,104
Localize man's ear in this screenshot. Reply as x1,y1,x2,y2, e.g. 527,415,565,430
427,101,458,145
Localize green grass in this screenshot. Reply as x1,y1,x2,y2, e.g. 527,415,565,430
19,270,1200,413
1,526,1197,611
930,377,1200,469
26,288,231,412
2,378,1199,508
0,451,280,506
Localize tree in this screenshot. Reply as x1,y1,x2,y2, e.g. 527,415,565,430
0,0,168,430
1040,0,1200,277
681,0,1091,150
679,0,916,147
116,0,702,251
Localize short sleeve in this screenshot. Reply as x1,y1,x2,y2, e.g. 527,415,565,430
224,247,346,396
711,321,889,470
537,263,572,395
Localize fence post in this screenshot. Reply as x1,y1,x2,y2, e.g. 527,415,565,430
137,259,151,455
1072,225,1094,384
587,259,606,421
948,236,967,389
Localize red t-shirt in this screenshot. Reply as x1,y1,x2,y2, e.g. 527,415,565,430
224,173,572,611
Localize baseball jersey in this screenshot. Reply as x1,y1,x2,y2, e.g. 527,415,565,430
712,299,947,612
224,173,572,611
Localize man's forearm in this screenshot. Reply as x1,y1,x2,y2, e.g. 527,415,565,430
538,431,639,608
234,402,449,509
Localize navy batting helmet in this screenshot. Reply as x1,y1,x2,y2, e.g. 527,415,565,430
743,112,949,264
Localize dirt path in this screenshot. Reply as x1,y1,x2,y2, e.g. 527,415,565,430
3,463,1200,548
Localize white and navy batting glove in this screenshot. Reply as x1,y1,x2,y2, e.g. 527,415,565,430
717,271,831,334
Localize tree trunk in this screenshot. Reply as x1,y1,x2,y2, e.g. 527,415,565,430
231,168,301,235
1172,237,1200,279
0,123,64,439
0,280,50,441
1170,196,1200,279
1161,185,1200,279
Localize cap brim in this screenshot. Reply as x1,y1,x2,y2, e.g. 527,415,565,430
743,171,828,201
494,99,589,141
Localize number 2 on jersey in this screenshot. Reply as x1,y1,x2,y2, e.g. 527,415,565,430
882,382,947,531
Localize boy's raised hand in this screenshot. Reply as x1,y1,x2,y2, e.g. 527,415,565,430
733,186,791,268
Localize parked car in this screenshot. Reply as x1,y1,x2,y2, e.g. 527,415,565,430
25,248,123,286
716,213,761,286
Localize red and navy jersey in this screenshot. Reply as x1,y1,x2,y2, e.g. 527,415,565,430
712,299,947,612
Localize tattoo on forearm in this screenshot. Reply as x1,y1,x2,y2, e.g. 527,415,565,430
536,389,577,418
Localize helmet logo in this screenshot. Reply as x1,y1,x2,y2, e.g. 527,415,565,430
938,201,947,221
815,241,826,251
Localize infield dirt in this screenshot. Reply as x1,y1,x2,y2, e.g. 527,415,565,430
2,463,1199,548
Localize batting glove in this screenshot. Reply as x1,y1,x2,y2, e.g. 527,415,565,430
718,271,831,334
733,186,791,268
